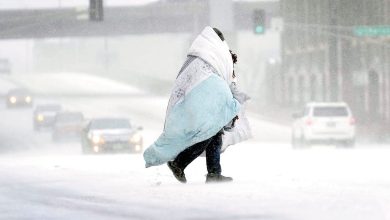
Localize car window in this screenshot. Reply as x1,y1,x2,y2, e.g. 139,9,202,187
56,113,84,123
37,105,62,112
8,89,29,95
313,107,348,117
90,119,131,129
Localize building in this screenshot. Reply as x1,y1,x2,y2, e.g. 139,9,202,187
280,0,390,135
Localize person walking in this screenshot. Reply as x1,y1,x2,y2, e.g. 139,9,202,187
143,26,246,183
167,48,247,183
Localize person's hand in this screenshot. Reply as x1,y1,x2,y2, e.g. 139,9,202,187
230,50,237,64
231,115,239,127
230,82,250,104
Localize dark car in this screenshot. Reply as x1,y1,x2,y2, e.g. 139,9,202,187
52,111,84,141
6,88,33,108
33,104,63,131
81,118,143,154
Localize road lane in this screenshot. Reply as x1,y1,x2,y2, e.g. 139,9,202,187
1,74,390,220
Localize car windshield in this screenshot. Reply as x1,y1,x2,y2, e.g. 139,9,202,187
56,113,84,123
9,89,29,95
90,119,131,129
37,105,62,112
313,107,349,117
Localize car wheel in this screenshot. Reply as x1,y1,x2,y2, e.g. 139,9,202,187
291,130,301,149
344,139,355,148
81,138,92,154
297,128,311,148
291,133,299,148
300,136,310,148
292,135,306,149
82,145,92,154
300,135,310,148
52,133,59,142
304,139,311,147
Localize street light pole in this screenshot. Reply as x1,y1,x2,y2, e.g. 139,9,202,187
384,0,390,125
328,0,340,102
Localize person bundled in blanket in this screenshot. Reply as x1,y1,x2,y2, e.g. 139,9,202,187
143,27,250,183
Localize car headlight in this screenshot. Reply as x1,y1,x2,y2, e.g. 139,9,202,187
135,144,142,152
25,96,32,103
9,96,17,104
91,135,104,144
130,133,142,143
93,145,100,153
37,114,44,122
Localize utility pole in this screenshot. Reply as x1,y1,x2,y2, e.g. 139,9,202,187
328,0,340,101
90,0,104,21
381,0,390,129
340,1,353,107
280,0,286,105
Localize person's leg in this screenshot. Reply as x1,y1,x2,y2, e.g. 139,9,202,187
174,137,212,170
205,131,233,183
205,131,222,174
167,137,213,183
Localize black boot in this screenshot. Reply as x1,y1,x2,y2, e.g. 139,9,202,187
205,173,233,183
167,161,187,183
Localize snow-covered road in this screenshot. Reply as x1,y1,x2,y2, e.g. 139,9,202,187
0,74,390,220
1,144,390,220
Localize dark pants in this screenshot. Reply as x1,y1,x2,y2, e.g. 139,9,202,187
173,131,223,174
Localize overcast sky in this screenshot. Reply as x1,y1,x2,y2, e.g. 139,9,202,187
0,0,277,10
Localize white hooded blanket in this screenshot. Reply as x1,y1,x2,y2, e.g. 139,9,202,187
143,27,241,167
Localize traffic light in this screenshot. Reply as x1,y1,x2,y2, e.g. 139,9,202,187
253,9,266,34
90,0,104,21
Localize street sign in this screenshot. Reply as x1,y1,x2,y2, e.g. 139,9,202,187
354,26,390,37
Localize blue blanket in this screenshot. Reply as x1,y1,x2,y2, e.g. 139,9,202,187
143,72,240,168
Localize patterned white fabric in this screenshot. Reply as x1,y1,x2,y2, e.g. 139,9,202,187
222,81,252,151
166,59,216,117
221,104,252,152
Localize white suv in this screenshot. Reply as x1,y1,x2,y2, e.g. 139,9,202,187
291,102,356,148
